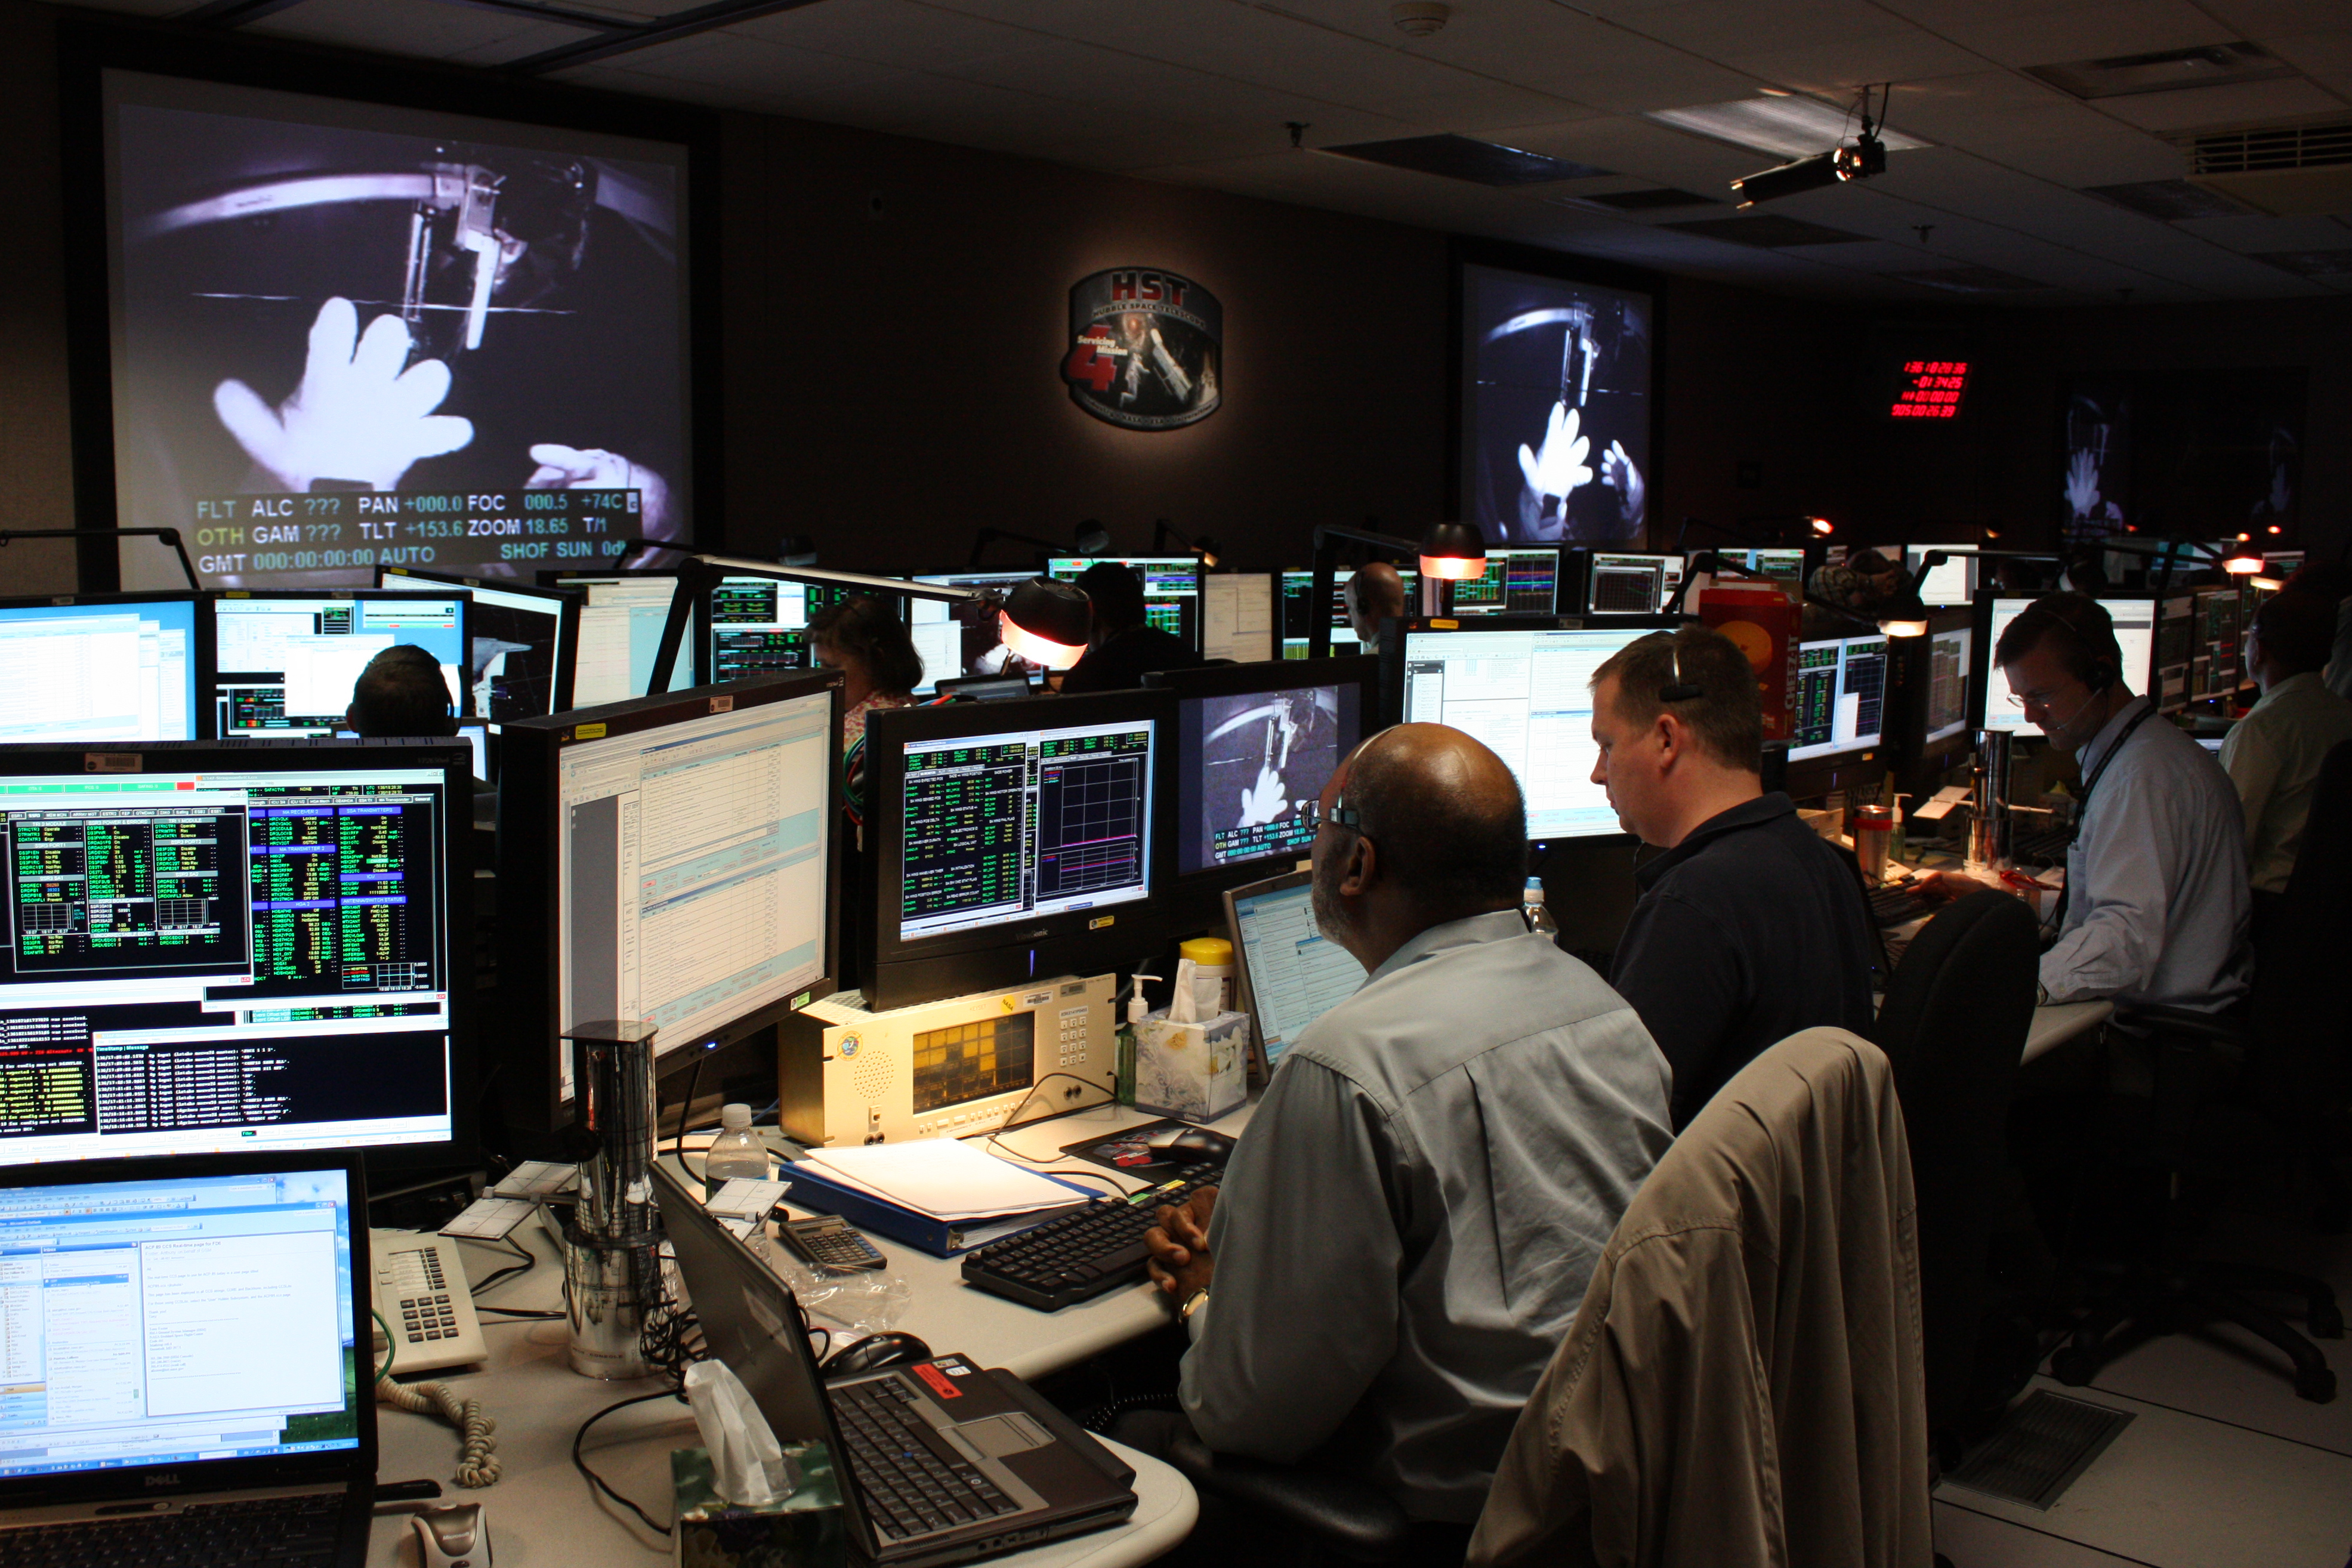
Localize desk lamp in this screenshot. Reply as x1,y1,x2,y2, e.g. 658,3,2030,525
998,576,1092,669
1302,520,1489,658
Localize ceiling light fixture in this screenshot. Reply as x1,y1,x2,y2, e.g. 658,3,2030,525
1652,89,1928,161
1727,86,1896,208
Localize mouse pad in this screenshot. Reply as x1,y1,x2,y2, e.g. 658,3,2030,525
1058,1119,1190,1180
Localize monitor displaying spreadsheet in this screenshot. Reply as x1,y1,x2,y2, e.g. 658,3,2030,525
1397,624,1655,838
543,572,695,706
1925,626,1971,746
210,592,465,739
1790,634,1889,763
1445,548,1564,616
0,595,198,742
1903,545,1978,608
1227,872,1362,1072
1047,557,1202,650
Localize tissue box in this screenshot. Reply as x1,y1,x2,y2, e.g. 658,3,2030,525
1134,1008,1248,1124
672,1440,847,1568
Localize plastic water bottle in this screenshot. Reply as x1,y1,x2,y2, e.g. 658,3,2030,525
703,1104,770,1183
1521,877,1560,941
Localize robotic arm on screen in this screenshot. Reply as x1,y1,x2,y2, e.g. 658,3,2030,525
1209,699,1304,830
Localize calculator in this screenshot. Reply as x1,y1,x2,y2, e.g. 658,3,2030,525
781,1214,889,1272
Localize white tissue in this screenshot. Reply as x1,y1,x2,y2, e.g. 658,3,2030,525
1168,958,1199,1024
683,1359,795,1507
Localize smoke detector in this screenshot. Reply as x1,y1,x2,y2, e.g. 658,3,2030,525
1393,3,1450,38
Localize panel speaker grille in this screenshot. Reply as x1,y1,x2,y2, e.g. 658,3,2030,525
1943,1391,2132,1510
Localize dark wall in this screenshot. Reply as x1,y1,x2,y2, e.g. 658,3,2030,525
713,113,1453,575
0,0,79,594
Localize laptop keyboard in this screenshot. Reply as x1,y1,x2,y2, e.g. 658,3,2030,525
836,1376,1021,1543
0,1492,343,1567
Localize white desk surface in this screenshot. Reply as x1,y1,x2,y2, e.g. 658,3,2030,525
368,1220,1200,1566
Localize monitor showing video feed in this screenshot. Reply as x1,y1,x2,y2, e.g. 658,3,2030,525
1047,557,1203,650
379,566,577,726
908,571,1036,693
703,575,857,684
1278,567,1418,658
1397,622,1665,839
1445,547,1567,617
1459,260,1652,547
1586,552,1684,616
544,571,695,705
1149,659,1376,879
98,67,697,591
1791,634,1890,763
0,594,202,743
0,743,471,1166
1905,545,1978,608
1977,595,2156,732
211,591,465,738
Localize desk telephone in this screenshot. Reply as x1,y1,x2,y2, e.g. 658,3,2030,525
369,1230,490,1373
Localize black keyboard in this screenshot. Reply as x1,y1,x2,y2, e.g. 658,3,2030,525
2011,826,2073,866
836,1376,1020,1542
1868,882,1937,928
961,1167,1221,1311
0,1492,344,1567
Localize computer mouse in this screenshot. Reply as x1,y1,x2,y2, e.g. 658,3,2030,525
822,1331,935,1380
1155,1126,1237,1167
409,1502,490,1567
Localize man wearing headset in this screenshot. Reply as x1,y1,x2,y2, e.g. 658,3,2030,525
1589,625,1877,1128
1930,594,2249,1011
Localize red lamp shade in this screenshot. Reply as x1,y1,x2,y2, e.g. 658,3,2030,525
998,577,1091,669
1417,521,1488,581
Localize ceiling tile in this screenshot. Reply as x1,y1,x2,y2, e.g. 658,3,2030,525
1874,0,2239,70
725,0,1049,72
582,31,910,97
2171,213,2352,251
246,0,586,61
2094,77,2350,131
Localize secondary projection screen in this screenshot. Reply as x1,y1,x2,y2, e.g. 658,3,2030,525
101,69,695,591
1459,261,1653,548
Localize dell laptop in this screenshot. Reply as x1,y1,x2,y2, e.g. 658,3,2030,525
649,1162,1136,1564
0,1153,374,1567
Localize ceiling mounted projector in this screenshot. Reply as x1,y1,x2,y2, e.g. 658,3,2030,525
1730,85,1891,208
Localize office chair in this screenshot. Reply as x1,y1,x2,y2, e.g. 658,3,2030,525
1869,891,2041,1467
2046,739,2352,1403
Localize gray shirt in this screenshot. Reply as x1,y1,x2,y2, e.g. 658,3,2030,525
1178,909,1673,1523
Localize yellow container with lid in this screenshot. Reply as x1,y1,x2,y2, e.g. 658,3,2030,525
1179,936,1234,1016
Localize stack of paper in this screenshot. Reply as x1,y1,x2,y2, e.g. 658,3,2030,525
799,1140,1084,1221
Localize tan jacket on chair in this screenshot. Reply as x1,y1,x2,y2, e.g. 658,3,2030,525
1469,1028,1931,1568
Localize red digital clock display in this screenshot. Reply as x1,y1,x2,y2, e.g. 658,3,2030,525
1890,359,1968,419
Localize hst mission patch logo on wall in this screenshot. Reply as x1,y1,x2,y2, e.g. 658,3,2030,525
1062,268,1223,431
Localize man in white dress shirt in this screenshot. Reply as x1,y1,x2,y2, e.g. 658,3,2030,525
1992,594,2250,1012
2221,589,2352,937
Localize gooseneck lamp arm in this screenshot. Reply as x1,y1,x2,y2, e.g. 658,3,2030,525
5,527,202,591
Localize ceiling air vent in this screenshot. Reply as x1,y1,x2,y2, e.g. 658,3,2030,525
1321,134,1612,186
1558,187,1720,211
2026,41,2294,100
2252,249,2352,282
2186,121,2352,215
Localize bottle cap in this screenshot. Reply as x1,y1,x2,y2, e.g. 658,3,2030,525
720,1103,753,1130
1179,936,1233,967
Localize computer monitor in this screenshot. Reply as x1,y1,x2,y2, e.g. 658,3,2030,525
377,566,579,727
1973,593,2157,731
0,742,473,1166
209,592,467,739
1046,557,1203,650
1146,658,1378,890
1790,632,1890,764
1919,617,1973,754
1585,552,1685,616
1277,566,1420,658
1225,869,1362,1075
495,672,842,1131
908,570,1038,694
538,570,696,706
336,721,490,782
1391,618,1672,840
1903,545,1979,608
703,575,859,684
1711,548,1808,594
1444,547,1567,616
864,690,1175,1011
0,592,204,742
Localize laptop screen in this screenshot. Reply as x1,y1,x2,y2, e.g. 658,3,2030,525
0,1166,360,1480
1229,875,1363,1071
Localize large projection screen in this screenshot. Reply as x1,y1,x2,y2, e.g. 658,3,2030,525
103,69,694,590
1459,261,1653,548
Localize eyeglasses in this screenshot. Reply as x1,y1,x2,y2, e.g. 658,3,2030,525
1298,798,1367,835
2004,686,2068,710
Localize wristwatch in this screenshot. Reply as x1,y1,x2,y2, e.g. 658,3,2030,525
1178,1288,1211,1322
